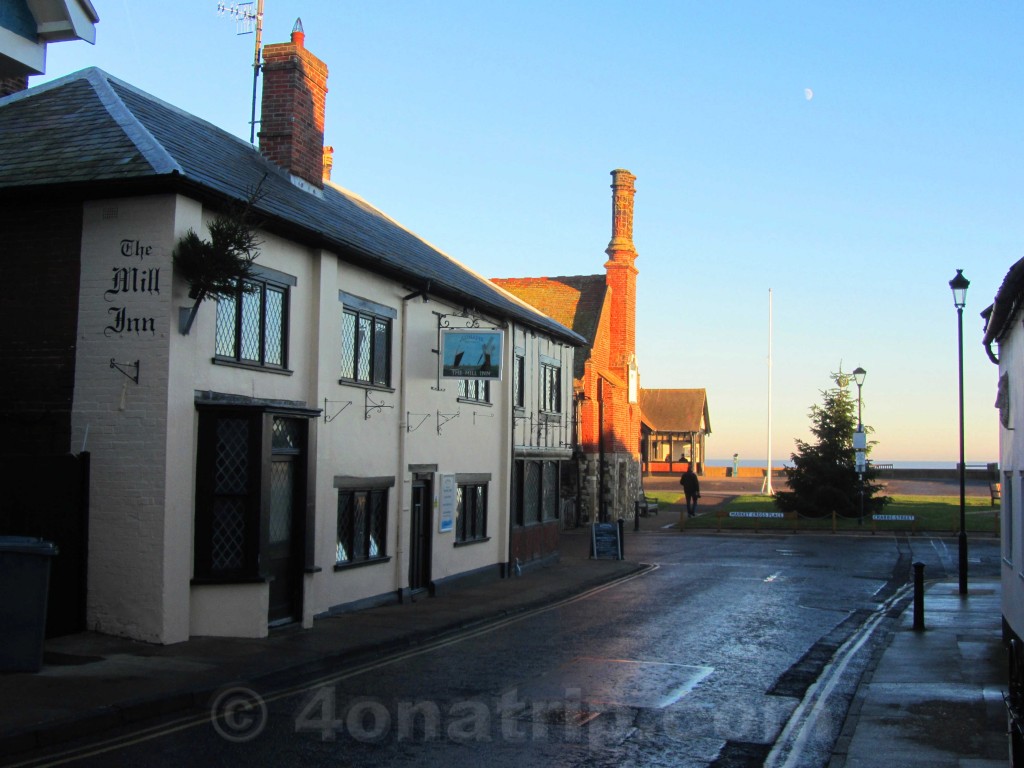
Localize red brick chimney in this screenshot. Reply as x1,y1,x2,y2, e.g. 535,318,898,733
604,169,638,372
259,18,329,188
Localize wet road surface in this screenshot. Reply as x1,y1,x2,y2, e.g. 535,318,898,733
22,533,999,767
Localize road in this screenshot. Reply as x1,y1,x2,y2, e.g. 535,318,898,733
19,533,1000,768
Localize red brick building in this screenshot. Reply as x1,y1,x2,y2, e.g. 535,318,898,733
494,169,643,522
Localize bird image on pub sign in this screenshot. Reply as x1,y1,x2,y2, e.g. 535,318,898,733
441,329,503,379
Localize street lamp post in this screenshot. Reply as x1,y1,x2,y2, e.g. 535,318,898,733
949,269,970,596
852,367,867,524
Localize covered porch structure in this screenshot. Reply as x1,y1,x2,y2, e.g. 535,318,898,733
640,388,710,476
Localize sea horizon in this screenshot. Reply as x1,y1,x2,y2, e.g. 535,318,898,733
705,458,996,470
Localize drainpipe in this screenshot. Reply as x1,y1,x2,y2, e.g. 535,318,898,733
505,322,517,575
396,291,413,590
598,377,607,523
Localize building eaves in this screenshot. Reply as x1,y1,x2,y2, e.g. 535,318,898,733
983,256,1024,357
0,68,585,347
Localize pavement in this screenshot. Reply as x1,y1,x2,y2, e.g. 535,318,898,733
0,481,1010,766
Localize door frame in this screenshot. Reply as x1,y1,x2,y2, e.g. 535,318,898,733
409,474,433,595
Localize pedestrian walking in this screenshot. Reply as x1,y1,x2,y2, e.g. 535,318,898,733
680,464,701,517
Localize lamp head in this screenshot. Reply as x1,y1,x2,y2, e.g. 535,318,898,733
852,367,866,387
949,269,969,309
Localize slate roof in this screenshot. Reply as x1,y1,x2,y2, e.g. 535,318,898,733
0,68,585,346
490,275,607,379
639,389,710,434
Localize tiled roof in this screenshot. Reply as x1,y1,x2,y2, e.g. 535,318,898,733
639,388,710,434
0,68,585,347
491,275,606,379
983,256,1024,349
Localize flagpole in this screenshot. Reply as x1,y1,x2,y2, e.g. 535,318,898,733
762,288,775,495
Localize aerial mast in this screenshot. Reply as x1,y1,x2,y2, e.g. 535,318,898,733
217,1,265,144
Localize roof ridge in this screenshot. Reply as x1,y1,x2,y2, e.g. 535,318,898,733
2,68,184,175
325,180,572,324
81,68,182,175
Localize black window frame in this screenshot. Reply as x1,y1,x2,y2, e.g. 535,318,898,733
456,481,489,544
214,268,294,371
511,458,561,528
192,404,315,584
339,292,395,388
334,476,394,569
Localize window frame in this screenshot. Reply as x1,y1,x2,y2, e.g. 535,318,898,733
455,481,489,544
457,378,491,404
192,404,315,584
540,361,561,414
339,292,396,389
214,267,295,371
334,476,394,570
513,353,525,409
511,458,561,528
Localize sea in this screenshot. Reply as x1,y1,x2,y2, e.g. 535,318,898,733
705,459,986,471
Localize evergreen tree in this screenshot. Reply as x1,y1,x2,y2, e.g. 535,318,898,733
775,369,889,518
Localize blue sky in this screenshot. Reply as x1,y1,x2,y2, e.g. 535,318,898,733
37,1,1022,463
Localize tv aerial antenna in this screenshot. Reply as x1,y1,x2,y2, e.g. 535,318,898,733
217,1,265,144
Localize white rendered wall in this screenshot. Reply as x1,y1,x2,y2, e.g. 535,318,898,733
1000,322,1024,635
73,196,178,643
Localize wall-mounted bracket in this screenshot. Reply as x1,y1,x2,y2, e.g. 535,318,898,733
473,410,495,425
365,390,393,420
437,409,460,435
406,412,430,433
323,398,352,423
110,358,140,384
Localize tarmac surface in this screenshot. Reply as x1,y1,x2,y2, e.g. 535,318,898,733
0,477,1008,766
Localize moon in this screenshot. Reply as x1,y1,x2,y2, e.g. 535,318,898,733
804,88,814,101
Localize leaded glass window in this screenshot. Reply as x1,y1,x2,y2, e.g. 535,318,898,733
541,363,561,413
513,354,525,408
215,275,290,368
542,460,559,520
210,418,249,572
524,460,541,524
337,488,388,565
340,308,391,386
456,483,488,543
457,378,490,403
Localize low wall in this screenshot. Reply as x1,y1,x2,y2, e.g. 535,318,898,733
646,463,785,478
875,467,995,481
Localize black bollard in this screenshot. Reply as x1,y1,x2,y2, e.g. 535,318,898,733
617,518,625,559
634,501,641,532
913,561,925,631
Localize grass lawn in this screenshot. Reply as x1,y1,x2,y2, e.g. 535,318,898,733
647,491,1000,534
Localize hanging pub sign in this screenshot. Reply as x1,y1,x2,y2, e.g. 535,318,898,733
440,328,503,380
